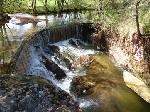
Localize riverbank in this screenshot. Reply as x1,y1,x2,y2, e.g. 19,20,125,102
71,54,150,112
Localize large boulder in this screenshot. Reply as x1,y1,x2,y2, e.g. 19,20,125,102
42,56,66,80
0,74,80,112
47,45,60,54
70,77,95,97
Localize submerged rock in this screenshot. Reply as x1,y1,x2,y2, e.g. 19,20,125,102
68,39,85,48
71,55,150,112
76,40,85,47
42,56,66,80
47,45,60,54
71,77,95,96
72,55,93,70
69,39,78,47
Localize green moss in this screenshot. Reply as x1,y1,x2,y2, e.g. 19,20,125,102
0,73,53,90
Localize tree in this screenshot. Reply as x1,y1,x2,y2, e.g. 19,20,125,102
32,0,37,15
134,0,150,36
0,0,4,14
44,0,48,13
55,0,68,11
135,0,141,36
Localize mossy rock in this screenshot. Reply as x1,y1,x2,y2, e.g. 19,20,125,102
0,74,80,112
70,76,95,97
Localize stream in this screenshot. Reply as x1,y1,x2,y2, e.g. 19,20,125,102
1,13,150,112
28,37,150,112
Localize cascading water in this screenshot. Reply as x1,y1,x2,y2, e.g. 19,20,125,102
28,38,99,108
26,37,150,112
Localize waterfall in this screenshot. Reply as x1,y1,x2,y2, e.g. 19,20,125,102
29,38,98,91
28,38,99,108
12,23,100,108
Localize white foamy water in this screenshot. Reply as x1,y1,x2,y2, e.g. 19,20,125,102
47,39,97,93
79,99,98,108
53,38,97,57
28,38,99,108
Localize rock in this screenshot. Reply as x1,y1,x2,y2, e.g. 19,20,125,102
69,39,78,47
55,54,72,70
55,106,71,112
70,77,95,96
43,47,54,55
62,57,72,70
0,74,80,112
0,14,11,21
42,56,66,80
72,55,93,69
76,40,84,47
34,84,38,88
47,45,60,54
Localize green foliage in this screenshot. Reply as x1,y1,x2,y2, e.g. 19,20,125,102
90,0,150,31
1,0,93,14
140,4,150,33
1,0,150,31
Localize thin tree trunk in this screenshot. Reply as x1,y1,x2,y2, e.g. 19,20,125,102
45,0,48,14
135,1,150,37
135,1,141,36
97,0,103,19
0,0,4,14
32,0,37,15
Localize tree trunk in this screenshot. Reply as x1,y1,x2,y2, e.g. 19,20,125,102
97,0,103,20
45,0,48,14
32,0,37,15
0,0,4,14
135,1,141,36
56,0,65,11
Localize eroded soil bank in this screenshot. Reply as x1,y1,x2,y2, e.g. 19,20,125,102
90,27,150,103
